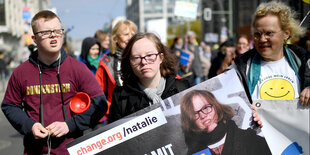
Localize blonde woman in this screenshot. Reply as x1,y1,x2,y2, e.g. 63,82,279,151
95,20,137,123
233,1,309,106
232,2,310,129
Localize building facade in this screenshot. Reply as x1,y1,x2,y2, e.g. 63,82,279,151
126,0,309,45
126,0,201,42
0,0,49,64
201,0,309,44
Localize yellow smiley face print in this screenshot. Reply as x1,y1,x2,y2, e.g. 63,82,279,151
260,78,295,99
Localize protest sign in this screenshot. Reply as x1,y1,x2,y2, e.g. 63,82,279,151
67,69,260,155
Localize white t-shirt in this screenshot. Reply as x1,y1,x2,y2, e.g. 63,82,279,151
251,57,300,100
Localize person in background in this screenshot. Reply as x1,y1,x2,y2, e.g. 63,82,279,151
177,51,195,87
95,20,137,124
298,27,310,53
108,33,190,123
94,29,111,58
208,40,235,78
185,31,203,85
232,1,310,128
199,42,212,81
0,51,8,80
217,35,251,75
170,36,184,69
63,37,76,58
170,36,184,58
1,10,107,154
78,37,101,75
235,35,251,57
171,36,196,85
180,90,271,155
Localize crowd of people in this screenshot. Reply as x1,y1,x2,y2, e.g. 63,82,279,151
0,1,309,154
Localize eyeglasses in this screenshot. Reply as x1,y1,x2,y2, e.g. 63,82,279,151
253,31,281,40
34,29,64,38
130,53,160,65
195,104,213,120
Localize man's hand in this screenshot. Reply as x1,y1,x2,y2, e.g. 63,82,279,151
32,122,49,139
300,86,310,106
251,104,263,128
46,121,69,138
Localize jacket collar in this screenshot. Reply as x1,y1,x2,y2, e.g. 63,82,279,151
29,47,68,69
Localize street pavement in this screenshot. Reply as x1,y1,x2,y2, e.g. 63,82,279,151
0,81,23,154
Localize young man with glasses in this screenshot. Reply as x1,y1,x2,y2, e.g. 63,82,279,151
1,10,107,154
180,90,271,155
108,33,190,123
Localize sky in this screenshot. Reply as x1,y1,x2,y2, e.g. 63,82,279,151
49,0,126,41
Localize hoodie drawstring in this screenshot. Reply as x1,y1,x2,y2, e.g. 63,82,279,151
37,54,67,155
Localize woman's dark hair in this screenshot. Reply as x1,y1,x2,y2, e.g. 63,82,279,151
170,36,182,49
121,32,176,85
180,89,234,132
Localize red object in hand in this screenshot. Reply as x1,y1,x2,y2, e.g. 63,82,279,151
69,92,90,114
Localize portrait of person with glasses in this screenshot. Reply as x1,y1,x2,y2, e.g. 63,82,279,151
231,1,310,128
234,1,310,104
108,32,190,123
1,10,107,154
180,90,271,155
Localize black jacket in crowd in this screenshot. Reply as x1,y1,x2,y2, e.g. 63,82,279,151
108,74,190,123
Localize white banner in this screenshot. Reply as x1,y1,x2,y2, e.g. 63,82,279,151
146,19,167,44
174,1,198,19
254,99,309,155
67,69,257,155
67,108,167,155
